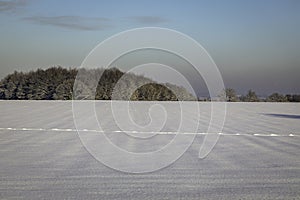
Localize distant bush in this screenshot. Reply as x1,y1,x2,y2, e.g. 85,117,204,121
266,93,288,102
130,83,178,101
286,94,300,102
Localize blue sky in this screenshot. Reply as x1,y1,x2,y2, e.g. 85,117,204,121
0,0,299,95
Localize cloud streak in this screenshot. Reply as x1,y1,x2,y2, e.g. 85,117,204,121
23,15,112,31
130,16,168,25
0,0,28,12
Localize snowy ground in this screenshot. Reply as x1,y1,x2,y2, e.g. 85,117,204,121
0,101,299,199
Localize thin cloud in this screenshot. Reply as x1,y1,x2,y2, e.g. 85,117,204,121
0,0,28,12
131,16,168,25
23,15,112,31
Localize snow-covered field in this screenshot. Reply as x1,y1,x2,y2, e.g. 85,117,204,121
1,101,299,135
0,101,299,199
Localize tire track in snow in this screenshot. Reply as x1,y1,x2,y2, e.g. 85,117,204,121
0,127,298,137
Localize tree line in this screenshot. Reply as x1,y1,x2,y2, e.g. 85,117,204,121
0,67,299,102
222,88,300,102
0,67,196,101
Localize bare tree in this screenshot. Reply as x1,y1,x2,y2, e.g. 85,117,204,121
225,88,239,102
